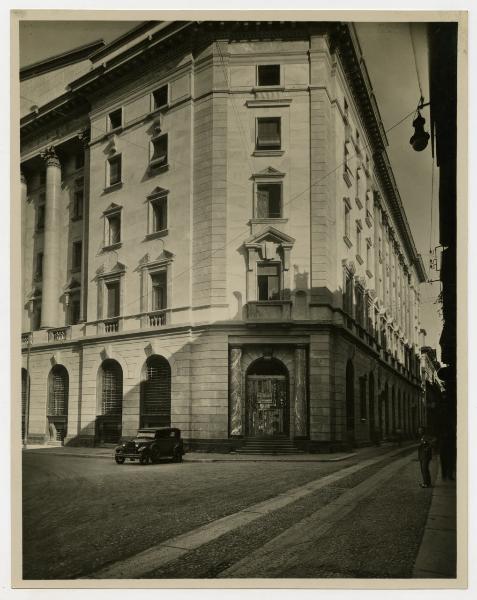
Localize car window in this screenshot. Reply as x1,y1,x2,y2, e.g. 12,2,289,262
136,432,155,439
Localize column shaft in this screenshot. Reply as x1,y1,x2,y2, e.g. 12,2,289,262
229,347,243,436
41,148,62,329
294,346,307,436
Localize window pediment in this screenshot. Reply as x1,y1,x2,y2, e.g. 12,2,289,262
103,202,122,215
252,166,285,179
244,226,295,248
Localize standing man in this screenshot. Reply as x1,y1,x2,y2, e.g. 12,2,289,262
417,426,435,488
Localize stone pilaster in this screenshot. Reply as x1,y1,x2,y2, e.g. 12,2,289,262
78,130,90,323
229,347,243,436
294,346,308,437
40,146,62,329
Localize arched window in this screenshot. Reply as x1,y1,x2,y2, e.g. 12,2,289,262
141,355,171,428
47,365,69,442
101,360,123,416
97,359,123,444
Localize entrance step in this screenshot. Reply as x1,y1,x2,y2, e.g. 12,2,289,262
236,439,304,455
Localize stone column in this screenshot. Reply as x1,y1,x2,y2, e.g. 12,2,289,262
40,146,62,329
294,346,307,437
78,130,90,323
229,347,243,436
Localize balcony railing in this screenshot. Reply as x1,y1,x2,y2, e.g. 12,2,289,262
148,309,167,327
103,318,120,333
48,327,71,342
21,332,32,346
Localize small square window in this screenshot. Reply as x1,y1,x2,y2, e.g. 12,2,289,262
73,189,84,219
36,204,45,231
257,64,280,87
256,117,281,150
151,271,167,311
108,155,122,186
72,241,82,270
150,134,168,166
153,85,168,110
106,213,121,246
108,108,122,130
256,183,282,218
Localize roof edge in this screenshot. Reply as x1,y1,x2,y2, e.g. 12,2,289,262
20,39,106,81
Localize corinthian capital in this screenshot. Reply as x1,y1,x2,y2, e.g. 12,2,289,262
40,146,60,168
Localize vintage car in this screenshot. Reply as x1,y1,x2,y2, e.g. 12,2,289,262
114,427,184,465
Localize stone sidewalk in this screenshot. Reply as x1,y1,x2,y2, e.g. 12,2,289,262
413,472,457,579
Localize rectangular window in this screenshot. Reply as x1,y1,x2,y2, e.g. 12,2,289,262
75,151,85,170
108,108,122,130
32,299,42,331
150,134,168,166
73,189,84,219
356,222,362,257
366,240,372,272
106,281,120,318
36,204,45,231
151,271,167,311
106,213,121,246
152,197,167,232
70,294,81,325
72,241,82,270
257,263,281,301
257,64,280,87
108,155,122,186
153,85,168,110
35,252,43,279
344,198,351,242
256,117,281,150
256,183,282,218
355,284,364,327
344,272,353,315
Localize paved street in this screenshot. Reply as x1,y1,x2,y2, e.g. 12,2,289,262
21,445,452,580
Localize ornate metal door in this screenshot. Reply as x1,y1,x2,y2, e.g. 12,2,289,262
246,375,288,437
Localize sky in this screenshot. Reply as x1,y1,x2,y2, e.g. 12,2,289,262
18,18,443,358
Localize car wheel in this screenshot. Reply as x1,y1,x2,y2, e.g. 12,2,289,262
139,454,149,465
173,450,183,463
115,456,125,465
150,450,160,464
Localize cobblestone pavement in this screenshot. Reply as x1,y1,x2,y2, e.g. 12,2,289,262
21,444,455,581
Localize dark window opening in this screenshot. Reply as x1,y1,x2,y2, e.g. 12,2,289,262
72,241,82,270
106,281,120,318
153,85,168,110
256,117,281,150
107,213,121,245
73,189,84,219
257,64,280,87
75,151,85,170
151,134,168,165
108,155,122,186
36,204,45,231
108,108,122,130
152,197,167,232
256,183,282,218
151,271,167,311
257,263,281,301
70,294,81,325
35,252,43,279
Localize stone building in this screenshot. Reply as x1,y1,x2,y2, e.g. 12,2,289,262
20,21,426,450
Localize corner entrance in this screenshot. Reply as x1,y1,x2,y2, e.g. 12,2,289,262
246,358,289,438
